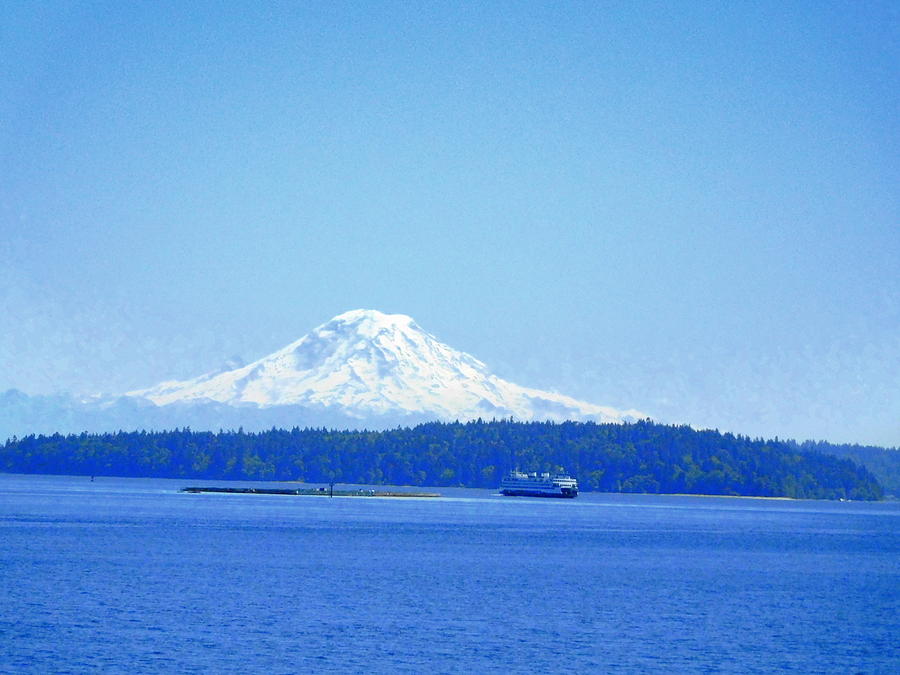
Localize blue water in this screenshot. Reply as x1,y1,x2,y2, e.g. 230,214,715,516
1,474,898,673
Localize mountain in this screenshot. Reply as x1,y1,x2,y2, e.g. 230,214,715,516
128,309,646,424
0,310,647,441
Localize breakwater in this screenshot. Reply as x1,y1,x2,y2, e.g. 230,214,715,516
181,486,440,498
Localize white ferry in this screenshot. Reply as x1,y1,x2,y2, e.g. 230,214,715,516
499,470,578,498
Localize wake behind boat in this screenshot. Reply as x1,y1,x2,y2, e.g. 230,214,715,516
499,470,578,498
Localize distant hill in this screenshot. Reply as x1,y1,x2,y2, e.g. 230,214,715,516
1,420,884,500
796,440,900,498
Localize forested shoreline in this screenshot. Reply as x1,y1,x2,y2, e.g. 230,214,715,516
795,440,900,497
1,420,888,500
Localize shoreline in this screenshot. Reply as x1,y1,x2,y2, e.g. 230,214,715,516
657,492,798,501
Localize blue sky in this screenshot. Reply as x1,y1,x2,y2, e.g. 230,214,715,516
1,1,897,445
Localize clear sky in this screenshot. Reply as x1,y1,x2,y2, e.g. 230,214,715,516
1,1,897,446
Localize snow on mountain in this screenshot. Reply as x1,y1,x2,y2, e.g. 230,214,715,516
127,309,646,424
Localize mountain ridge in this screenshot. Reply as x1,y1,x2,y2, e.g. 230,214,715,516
127,309,647,424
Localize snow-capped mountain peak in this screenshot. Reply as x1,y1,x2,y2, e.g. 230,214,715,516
128,309,646,424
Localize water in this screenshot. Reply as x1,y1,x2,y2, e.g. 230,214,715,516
1,474,898,673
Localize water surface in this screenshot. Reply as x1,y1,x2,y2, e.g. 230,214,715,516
1,474,897,673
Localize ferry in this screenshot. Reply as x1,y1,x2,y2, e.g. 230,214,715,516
499,470,578,498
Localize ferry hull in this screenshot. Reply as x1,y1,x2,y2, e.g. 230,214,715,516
500,489,577,498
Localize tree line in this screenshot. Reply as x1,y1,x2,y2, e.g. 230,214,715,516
794,440,900,498
0,419,885,500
